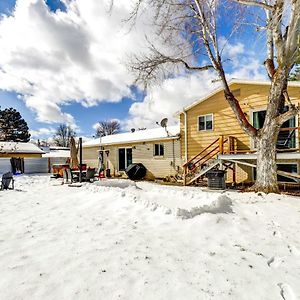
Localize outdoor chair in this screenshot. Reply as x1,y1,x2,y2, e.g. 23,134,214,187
68,169,79,183
85,168,96,182
1,172,14,190
62,168,78,184
63,169,70,184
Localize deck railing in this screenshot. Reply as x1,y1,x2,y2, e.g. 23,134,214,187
183,135,236,185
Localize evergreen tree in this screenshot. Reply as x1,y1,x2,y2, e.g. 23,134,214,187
0,107,31,142
289,65,300,81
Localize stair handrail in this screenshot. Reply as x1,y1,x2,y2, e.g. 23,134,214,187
182,137,219,168
190,138,228,172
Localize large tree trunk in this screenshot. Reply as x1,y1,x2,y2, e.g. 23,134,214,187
252,128,280,193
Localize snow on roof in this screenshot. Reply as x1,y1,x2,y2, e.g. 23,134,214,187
42,149,70,158
83,125,180,147
0,142,45,154
177,79,300,115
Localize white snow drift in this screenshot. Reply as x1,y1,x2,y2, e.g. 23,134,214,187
0,175,299,300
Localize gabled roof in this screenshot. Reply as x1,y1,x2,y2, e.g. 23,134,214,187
83,125,180,148
177,79,300,115
0,142,45,154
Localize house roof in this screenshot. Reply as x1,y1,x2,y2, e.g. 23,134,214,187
83,125,180,148
177,79,300,115
0,142,45,154
42,149,70,158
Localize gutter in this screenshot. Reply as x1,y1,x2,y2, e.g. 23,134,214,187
83,135,180,148
183,109,188,163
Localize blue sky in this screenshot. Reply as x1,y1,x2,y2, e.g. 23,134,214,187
0,0,267,141
0,0,142,139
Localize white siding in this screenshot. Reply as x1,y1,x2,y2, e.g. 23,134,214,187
83,139,182,179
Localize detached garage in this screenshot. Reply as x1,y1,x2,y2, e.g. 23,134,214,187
0,142,45,174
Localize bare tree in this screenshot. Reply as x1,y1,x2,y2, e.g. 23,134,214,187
123,0,300,193
95,120,120,137
53,124,76,147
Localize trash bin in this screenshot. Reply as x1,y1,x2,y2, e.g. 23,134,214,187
125,163,147,180
207,170,226,190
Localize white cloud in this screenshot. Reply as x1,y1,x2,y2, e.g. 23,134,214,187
30,127,56,138
0,1,267,135
124,38,267,131
124,71,219,130
219,37,245,60
0,0,151,126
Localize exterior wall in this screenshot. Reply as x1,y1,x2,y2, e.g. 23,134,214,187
0,153,42,158
0,157,49,174
180,83,300,183
83,138,182,179
82,147,99,168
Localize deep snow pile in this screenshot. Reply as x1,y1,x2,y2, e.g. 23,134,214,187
0,175,299,300
94,179,233,218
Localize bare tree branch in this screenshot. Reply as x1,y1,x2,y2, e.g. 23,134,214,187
275,105,300,125
232,0,273,10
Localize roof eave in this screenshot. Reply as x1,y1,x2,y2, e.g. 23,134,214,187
83,135,180,148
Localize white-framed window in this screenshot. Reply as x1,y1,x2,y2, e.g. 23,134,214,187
198,114,213,131
118,147,132,171
154,143,164,156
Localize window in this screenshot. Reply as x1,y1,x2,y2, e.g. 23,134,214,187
252,108,296,149
198,114,213,131
154,143,164,156
118,148,132,171
253,163,298,183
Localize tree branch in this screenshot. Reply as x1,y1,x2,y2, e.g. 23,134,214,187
232,0,274,10
168,58,214,71
275,105,300,125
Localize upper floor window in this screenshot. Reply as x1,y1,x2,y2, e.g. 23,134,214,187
198,114,213,131
154,143,164,156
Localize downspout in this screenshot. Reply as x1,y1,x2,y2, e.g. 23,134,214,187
183,109,188,163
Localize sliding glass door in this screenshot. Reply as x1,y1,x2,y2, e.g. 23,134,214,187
118,148,132,171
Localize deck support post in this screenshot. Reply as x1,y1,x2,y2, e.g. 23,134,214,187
219,135,224,154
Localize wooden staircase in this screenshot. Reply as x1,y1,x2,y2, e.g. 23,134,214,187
183,136,236,186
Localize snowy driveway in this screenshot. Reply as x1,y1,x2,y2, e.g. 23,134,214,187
0,175,299,300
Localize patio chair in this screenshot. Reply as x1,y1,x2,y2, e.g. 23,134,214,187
62,169,70,184
86,168,96,182
63,168,79,184
1,172,14,190
68,168,79,183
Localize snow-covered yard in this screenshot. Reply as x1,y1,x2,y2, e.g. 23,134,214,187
0,175,299,300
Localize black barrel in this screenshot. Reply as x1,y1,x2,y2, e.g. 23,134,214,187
125,163,147,180
207,170,226,189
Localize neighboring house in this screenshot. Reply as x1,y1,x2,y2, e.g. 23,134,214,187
0,142,45,174
178,79,300,185
42,146,70,173
82,126,181,179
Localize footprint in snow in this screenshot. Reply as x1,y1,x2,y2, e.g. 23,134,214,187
267,256,285,268
278,283,296,300
287,245,300,257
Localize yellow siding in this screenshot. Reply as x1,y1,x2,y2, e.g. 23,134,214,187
0,153,43,158
83,139,182,179
181,83,300,183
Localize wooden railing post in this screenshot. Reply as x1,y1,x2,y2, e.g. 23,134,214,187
219,135,224,154
183,165,187,186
